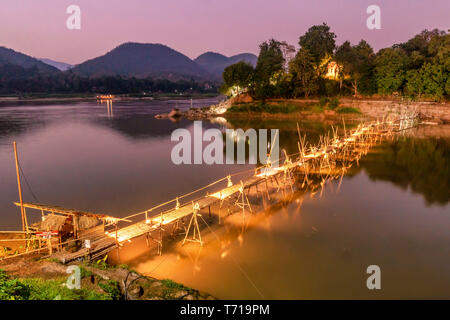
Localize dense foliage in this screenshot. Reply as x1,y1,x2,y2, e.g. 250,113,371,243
0,67,215,95
221,25,449,101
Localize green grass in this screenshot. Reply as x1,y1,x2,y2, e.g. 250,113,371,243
311,104,325,113
228,102,300,114
319,97,330,107
98,280,122,300
328,98,340,110
337,106,362,114
79,266,93,279
160,279,190,299
0,270,111,300
161,279,186,291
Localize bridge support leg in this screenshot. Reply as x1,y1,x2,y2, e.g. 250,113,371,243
158,227,163,255
182,204,203,246
264,178,271,200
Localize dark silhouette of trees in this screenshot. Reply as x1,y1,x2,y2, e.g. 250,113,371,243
253,39,285,102
220,61,254,96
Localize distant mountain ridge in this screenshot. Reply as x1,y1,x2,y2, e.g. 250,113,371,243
194,52,257,79
0,46,59,73
71,42,210,81
39,58,73,71
0,44,256,83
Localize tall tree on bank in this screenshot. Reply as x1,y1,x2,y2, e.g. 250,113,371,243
289,48,318,98
220,61,254,96
374,48,409,95
299,23,336,75
254,39,285,102
335,40,375,96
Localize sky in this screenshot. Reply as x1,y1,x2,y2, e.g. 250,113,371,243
0,0,449,65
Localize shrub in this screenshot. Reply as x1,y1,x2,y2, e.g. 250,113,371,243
0,269,111,300
98,280,122,300
319,97,329,107
337,107,362,114
328,98,340,110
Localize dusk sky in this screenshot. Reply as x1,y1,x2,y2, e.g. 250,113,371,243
1,0,449,65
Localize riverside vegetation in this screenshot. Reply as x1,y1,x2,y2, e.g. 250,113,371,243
0,256,215,300
221,24,449,103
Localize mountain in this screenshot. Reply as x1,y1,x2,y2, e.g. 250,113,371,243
194,52,257,79
72,42,209,80
39,58,73,71
0,46,59,73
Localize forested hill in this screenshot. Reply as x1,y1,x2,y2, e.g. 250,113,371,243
194,52,257,79
71,43,209,81
0,46,59,74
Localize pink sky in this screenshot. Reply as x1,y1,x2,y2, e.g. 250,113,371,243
0,0,448,65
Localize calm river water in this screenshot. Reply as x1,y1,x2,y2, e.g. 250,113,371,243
0,98,449,299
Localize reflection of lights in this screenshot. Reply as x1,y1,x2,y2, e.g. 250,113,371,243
145,219,151,224
105,231,109,235
221,251,228,259
238,234,243,246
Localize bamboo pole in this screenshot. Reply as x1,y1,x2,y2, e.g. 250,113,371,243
13,142,26,232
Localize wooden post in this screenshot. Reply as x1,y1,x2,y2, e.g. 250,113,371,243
73,215,78,239
115,223,121,264
47,237,53,255
13,142,26,232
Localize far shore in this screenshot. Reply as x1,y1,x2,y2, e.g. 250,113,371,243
0,93,220,104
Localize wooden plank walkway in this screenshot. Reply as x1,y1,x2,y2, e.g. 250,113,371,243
38,115,418,263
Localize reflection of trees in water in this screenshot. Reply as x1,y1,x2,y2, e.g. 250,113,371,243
99,116,192,139
225,119,358,159
222,119,361,166
355,137,450,205
0,117,46,143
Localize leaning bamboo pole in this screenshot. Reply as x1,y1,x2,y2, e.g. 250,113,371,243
13,142,27,232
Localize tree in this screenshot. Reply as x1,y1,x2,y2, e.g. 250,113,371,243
220,62,254,96
420,62,446,101
405,69,424,97
335,40,375,96
374,48,409,95
299,23,336,69
289,48,318,98
253,39,285,101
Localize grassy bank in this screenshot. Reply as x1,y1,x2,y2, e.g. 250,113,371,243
0,256,215,300
226,98,362,116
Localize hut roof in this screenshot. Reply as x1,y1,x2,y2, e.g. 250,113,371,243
40,214,68,231
14,202,125,223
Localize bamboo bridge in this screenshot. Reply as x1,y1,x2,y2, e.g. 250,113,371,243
5,113,419,263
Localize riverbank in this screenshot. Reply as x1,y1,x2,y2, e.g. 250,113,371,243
158,95,449,124
0,254,215,300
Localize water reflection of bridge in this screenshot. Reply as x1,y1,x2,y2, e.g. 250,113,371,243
7,115,418,263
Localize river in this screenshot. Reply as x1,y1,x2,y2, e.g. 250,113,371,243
0,98,449,299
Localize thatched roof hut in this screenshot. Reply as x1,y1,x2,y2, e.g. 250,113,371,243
40,214,68,231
